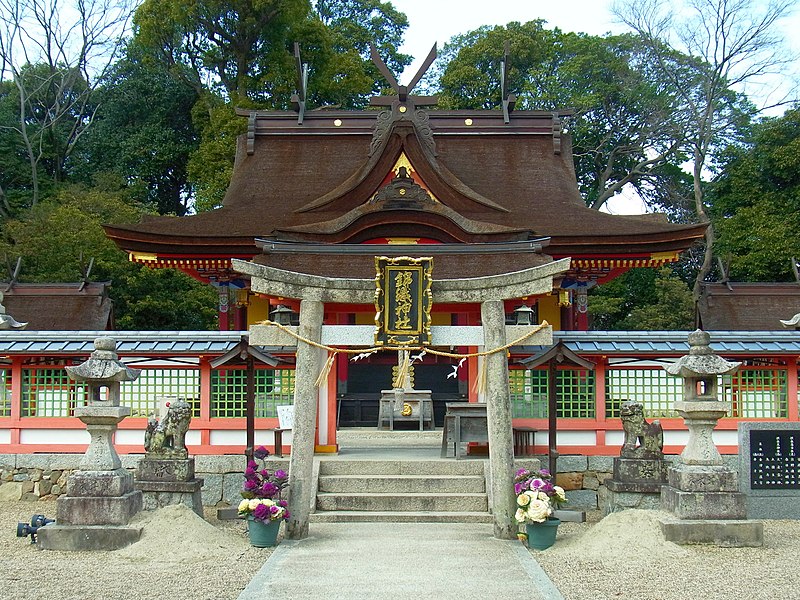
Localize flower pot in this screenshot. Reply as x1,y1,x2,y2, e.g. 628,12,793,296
526,518,560,550
247,516,281,547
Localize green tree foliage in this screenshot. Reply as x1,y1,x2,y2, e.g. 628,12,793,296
187,99,246,212
431,22,689,212
76,42,201,216
133,0,409,106
132,0,411,210
589,267,694,330
0,184,217,330
615,0,793,299
711,107,800,281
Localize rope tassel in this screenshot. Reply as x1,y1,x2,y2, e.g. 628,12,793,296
315,352,337,388
473,358,488,395
393,351,411,389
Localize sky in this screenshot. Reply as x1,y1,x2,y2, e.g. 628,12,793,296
390,0,643,215
388,0,800,215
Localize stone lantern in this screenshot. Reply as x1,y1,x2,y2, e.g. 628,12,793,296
664,329,740,466
659,330,762,546
38,337,144,551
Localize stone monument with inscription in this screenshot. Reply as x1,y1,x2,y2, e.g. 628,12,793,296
658,330,763,546
37,338,143,551
739,421,800,519
604,401,667,514
134,397,204,516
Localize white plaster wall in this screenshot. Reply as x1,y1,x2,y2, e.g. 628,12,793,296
115,430,145,445
664,430,689,446
254,429,293,445
0,429,10,444
210,430,246,445
20,429,89,444
534,431,597,445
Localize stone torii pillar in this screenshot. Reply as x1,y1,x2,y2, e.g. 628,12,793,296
235,258,569,540
481,299,516,538
286,299,325,539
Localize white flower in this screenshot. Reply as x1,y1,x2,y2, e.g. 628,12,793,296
517,493,531,507
248,499,260,511
553,486,567,502
537,491,549,502
526,498,552,523
530,478,545,489
515,508,528,524
238,499,250,513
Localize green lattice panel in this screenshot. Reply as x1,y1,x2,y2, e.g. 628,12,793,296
509,369,595,419
21,369,87,417
723,368,787,418
606,369,682,418
211,369,295,418
0,370,9,417
120,369,201,418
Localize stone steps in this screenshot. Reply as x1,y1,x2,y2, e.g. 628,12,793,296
310,510,494,523
312,458,491,523
317,459,485,476
316,491,489,512
318,474,484,494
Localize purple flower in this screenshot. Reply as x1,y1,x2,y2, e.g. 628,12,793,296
283,511,291,521
253,503,270,520
539,469,551,477
247,460,258,470
254,446,270,460
274,469,288,480
260,469,270,477
243,480,258,491
269,505,280,516
244,466,257,477
278,500,288,508
261,482,279,497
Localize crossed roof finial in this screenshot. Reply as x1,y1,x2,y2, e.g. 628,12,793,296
369,43,438,110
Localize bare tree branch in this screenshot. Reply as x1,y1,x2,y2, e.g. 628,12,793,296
0,0,134,206
614,0,796,301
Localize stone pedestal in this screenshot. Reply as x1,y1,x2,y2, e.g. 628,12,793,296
604,457,667,514
135,456,204,517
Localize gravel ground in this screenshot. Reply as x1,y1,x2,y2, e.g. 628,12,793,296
1,500,268,600
3,500,799,600
535,509,800,600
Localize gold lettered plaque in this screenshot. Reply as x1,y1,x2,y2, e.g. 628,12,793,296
374,256,433,346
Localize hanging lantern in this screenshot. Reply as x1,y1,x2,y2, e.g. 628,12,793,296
269,304,294,326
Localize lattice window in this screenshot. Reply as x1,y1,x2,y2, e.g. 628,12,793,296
211,368,295,418
607,367,789,419
0,369,10,417
509,368,595,418
21,369,87,417
120,369,201,418
606,369,681,418
723,368,787,418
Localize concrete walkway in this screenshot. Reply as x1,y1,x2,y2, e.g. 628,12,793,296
237,522,564,600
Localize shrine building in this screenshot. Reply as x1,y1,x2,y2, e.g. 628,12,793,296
104,49,705,429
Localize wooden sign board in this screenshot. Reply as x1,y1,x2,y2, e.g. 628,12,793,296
374,256,433,346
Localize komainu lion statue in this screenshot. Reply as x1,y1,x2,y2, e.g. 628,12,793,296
144,398,192,458
620,401,663,459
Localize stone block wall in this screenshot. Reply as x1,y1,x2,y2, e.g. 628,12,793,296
0,454,289,507
1,452,742,509
539,454,740,512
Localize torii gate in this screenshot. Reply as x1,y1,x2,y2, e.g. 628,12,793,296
234,257,570,540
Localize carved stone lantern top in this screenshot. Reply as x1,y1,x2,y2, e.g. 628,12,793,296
66,337,140,384
664,330,741,378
